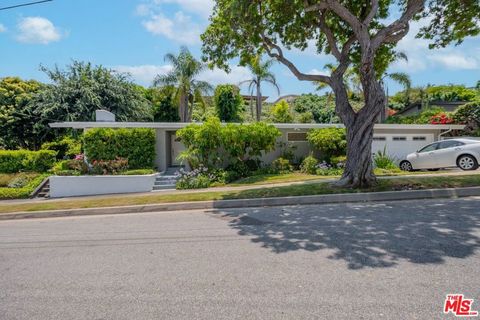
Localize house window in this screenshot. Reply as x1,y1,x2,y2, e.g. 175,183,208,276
413,136,426,141
373,136,386,141
287,132,308,142
393,137,407,141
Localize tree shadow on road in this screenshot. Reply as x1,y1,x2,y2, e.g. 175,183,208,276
211,198,480,269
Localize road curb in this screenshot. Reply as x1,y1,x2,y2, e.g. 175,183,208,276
2,186,480,221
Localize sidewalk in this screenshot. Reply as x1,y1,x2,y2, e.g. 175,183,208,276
1,169,479,206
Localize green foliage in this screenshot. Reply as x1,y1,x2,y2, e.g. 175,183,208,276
177,118,281,174
214,84,243,122
41,136,81,160
373,147,398,170
426,85,477,102
386,107,447,124
300,155,318,174
175,166,227,189
121,169,156,175
91,158,129,175
293,94,338,123
32,61,152,126
0,77,47,150
154,46,213,122
453,101,480,126
330,155,347,167
0,150,57,173
270,157,294,173
307,128,347,161
0,174,48,200
83,128,155,169
270,100,293,123
297,112,314,123
145,86,180,122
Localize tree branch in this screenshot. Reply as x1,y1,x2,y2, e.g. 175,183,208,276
260,34,331,84
318,10,342,60
372,0,425,49
363,0,379,26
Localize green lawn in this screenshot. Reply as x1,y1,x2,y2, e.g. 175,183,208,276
225,169,433,187
1,174,479,215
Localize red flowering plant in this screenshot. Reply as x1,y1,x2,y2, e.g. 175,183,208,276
430,113,454,125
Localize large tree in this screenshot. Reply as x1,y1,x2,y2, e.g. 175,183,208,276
202,0,479,187
154,46,213,122
33,61,152,123
0,77,46,149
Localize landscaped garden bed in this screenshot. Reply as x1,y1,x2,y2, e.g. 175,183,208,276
1,174,479,215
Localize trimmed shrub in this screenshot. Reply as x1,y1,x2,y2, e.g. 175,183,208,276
0,174,48,199
0,150,57,173
453,101,480,131
41,136,81,160
83,128,155,169
270,157,293,173
300,155,318,174
307,128,347,161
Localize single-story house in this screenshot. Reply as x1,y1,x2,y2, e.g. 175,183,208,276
50,111,465,172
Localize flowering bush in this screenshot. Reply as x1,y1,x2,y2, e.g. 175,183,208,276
91,157,129,175
315,161,343,176
175,165,227,189
430,112,454,124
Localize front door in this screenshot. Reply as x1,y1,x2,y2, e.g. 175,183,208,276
171,134,185,166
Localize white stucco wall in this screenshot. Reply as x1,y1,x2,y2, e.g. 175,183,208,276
49,175,156,198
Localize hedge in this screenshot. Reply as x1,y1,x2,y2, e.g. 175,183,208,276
0,150,57,173
0,174,48,200
83,128,156,169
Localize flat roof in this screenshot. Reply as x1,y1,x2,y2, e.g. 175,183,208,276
49,121,465,131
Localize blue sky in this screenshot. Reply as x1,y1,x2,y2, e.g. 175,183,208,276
0,0,479,102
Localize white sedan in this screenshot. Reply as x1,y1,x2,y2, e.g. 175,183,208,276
399,139,480,171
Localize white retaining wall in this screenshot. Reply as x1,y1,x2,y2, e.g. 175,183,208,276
49,174,157,198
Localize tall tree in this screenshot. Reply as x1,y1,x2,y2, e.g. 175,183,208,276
154,46,213,122
202,0,480,187
240,56,280,121
214,84,244,122
0,77,46,149
33,61,152,124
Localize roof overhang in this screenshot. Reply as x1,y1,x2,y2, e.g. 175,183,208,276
49,121,466,131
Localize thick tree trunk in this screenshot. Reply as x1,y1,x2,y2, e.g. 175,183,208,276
256,81,262,122
332,75,385,188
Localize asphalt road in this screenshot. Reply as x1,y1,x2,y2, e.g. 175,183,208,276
1,198,479,320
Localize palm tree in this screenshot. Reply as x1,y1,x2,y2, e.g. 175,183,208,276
154,46,213,122
240,56,280,121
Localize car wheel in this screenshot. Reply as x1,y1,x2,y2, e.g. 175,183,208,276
457,155,479,171
400,161,413,172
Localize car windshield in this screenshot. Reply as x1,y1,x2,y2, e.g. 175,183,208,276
418,143,438,153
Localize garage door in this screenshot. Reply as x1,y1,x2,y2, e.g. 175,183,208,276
371,134,434,162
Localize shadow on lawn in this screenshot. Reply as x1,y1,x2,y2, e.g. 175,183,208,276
212,197,480,269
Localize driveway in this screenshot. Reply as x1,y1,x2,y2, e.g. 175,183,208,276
1,198,479,319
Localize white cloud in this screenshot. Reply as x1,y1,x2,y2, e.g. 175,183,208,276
198,66,252,85
114,65,173,84
113,64,251,86
0,24,6,33
428,54,478,70
152,0,214,19
142,11,202,44
16,17,62,44
307,68,329,76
